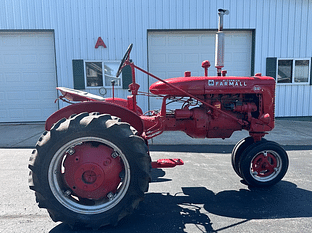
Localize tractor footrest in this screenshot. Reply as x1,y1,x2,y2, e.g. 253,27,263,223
151,158,184,168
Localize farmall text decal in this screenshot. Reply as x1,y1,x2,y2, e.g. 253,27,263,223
208,80,247,87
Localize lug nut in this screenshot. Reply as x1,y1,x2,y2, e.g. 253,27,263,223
111,151,119,158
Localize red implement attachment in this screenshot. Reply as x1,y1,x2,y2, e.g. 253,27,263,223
151,158,184,168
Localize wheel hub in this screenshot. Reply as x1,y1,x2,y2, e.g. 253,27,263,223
73,163,105,191
63,143,123,200
82,170,97,184
252,151,277,177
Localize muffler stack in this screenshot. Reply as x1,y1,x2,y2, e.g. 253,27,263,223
215,9,229,76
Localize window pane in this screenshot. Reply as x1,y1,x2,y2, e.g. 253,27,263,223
86,62,103,86
277,60,292,83
104,62,121,86
294,60,309,83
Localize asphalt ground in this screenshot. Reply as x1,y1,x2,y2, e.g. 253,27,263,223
0,119,311,232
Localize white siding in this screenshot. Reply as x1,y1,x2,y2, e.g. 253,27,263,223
276,85,312,117
0,0,311,115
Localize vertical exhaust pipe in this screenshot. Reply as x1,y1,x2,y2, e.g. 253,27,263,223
215,9,229,76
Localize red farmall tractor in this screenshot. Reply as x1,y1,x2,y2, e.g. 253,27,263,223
28,9,289,229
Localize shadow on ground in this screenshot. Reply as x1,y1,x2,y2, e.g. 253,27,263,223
49,169,312,233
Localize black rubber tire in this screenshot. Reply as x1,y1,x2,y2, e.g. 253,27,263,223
28,112,151,229
231,137,254,177
239,140,289,187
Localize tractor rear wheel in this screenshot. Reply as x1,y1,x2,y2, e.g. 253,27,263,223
239,140,289,187
28,112,151,229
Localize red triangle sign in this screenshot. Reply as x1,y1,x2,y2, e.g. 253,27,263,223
95,37,107,48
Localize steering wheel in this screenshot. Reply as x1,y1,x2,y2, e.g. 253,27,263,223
116,44,133,77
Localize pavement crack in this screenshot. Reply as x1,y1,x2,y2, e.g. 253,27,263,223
10,132,42,147
0,214,48,220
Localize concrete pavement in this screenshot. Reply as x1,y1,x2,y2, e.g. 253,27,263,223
0,123,45,148
0,119,311,148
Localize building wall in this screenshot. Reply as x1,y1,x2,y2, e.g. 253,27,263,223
1,0,311,115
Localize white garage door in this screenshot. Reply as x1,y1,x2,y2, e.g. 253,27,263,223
148,30,252,110
0,31,57,122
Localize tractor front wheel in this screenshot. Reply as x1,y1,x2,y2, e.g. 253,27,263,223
231,137,255,177
239,140,289,187
28,113,151,229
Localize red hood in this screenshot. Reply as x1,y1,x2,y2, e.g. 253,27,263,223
149,76,275,95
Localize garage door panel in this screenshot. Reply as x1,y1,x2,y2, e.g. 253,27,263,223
42,107,57,118
0,31,57,122
7,91,24,101
38,54,55,66
184,53,199,63
25,91,40,100
184,36,199,45
40,72,57,84
21,54,37,64
8,109,24,119
151,53,166,64
230,34,250,45
168,53,182,63
25,109,42,118
200,53,214,60
167,71,184,77
2,35,19,46
0,110,7,119
233,52,249,62
20,35,37,46
5,73,22,83
224,53,233,63
201,35,215,45
22,72,39,83
168,36,183,46
4,54,20,64
37,34,54,44
150,36,166,46
41,90,57,99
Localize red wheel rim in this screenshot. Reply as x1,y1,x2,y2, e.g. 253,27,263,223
63,142,123,200
250,150,281,182
48,137,131,215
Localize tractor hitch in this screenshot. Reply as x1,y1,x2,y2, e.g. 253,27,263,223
151,158,184,168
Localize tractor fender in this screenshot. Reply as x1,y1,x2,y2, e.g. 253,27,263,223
45,101,144,136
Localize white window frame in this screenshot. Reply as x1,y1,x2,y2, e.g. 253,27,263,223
84,60,122,88
276,58,311,85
